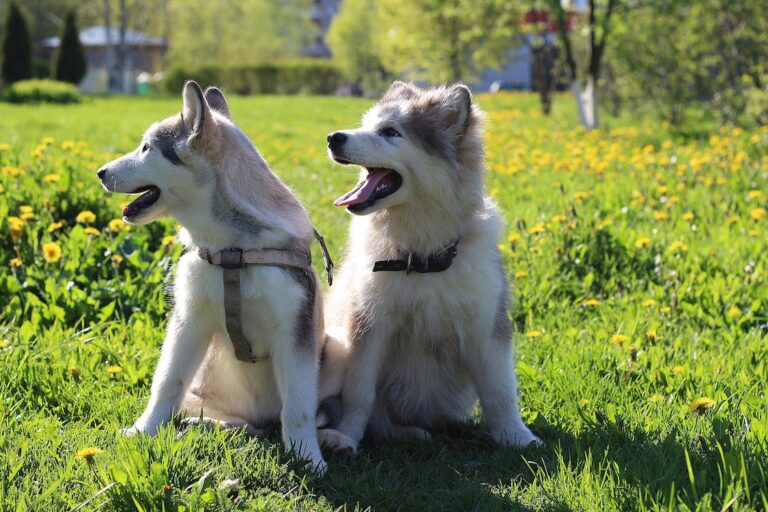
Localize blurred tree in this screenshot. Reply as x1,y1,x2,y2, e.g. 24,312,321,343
377,0,522,84
547,0,618,129
327,0,384,93
2,2,33,84
55,10,87,84
166,0,314,68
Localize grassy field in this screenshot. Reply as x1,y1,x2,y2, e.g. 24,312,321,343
0,92,766,511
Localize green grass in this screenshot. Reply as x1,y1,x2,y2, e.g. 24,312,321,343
0,93,766,511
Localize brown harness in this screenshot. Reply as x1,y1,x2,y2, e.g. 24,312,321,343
198,230,333,363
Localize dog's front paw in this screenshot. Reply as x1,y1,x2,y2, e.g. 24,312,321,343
122,421,157,438
492,424,543,448
318,428,357,456
121,425,143,438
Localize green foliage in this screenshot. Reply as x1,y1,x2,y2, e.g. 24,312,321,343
165,0,314,68
163,60,344,96
377,0,522,83
326,0,385,92
1,2,32,84
1,79,81,103
55,10,87,85
0,94,766,510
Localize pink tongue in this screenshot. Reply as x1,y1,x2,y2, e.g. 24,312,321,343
334,169,392,206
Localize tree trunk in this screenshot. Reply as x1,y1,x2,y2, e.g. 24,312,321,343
117,0,128,93
572,76,599,129
104,0,117,93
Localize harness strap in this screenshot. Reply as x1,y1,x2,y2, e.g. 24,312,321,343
198,231,332,363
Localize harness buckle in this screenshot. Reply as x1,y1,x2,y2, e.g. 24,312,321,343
220,248,244,269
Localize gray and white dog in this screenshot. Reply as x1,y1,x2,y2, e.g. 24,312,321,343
97,81,346,474
319,81,542,453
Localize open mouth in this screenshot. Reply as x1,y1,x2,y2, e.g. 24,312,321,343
334,167,402,213
122,185,161,218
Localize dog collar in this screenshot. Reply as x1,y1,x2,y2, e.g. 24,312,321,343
199,230,334,363
372,239,459,274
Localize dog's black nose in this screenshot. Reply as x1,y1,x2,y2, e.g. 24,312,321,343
327,132,347,147
97,168,107,180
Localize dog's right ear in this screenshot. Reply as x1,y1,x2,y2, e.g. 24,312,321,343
181,80,209,139
204,87,232,120
382,80,419,102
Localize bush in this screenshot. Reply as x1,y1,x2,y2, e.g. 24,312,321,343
1,79,81,104
2,2,32,84
163,60,343,95
55,10,87,85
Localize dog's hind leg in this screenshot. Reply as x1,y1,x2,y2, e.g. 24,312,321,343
368,401,433,442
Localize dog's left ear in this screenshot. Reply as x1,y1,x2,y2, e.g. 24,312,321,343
439,84,472,138
204,87,232,120
181,80,210,139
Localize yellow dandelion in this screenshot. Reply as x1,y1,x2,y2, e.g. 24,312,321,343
0,143,10,151
642,299,657,307
672,365,685,374
508,232,522,243
61,140,76,150
19,205,33,214
748,229,760,237
574,191,590,201
161,235,177,246
659,306,672,314
579,398,590,407
610,334,629,344
682,212,694,222
552,214,567,223
43,173,60,183
106,365,123,375
649,394,664,403
2,165,24,177
108,218,127,232
583,298,600,307
84,227,101,237
9,257,22,267
668,240,688,253
527,223,546,235
726,214,741,224
8,216,25,240
750,208,766,221
20,212,35,221
48,221,65,233
525,330,542,339
0,184,4,194
653,211,669,221
76,210,96,224
42,242,62,263
0,339,8,349
690,397,715,414
727,306,740,318
634,237,652,249
111,254,123,264
75,447,103,461
746,190,763,200
42,136,55,146
646,329,658,341
514,271,527,278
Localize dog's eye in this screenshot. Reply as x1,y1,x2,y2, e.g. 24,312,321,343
380,127,401,138
142,143,150,153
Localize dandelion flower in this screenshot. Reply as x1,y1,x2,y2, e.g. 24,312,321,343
514,271,527,278
690,397,715,414
84,227,101,237
649,394,664,403
642,299,657,307
583,298,600,307
746,190,763,200
61,140,76,150
727,306,740,318
106,365,122,375
659,306,672,314
653,211,669,221
43,173,60,183
672,365,685,374
610,334,629,344
750,208,766,221
0,143,10,151
75,447,103,461
42,242,62,263
0,339,9,349
9,257,22,267
42,136,55,145
525,330,542,339
48,221,65,233
527,223,546,235
2,165,24,177
108,219,127,232
634,237,652,249
682,212,694,222
726,215,741,224
668,240,688,253
76,210,96,224
161,235,177,246
552,214,567,223
579,398,590,407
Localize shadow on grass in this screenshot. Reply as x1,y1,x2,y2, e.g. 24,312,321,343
313,415,762,511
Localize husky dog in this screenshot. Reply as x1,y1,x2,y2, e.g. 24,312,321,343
97,81,344,474
320,81,542,453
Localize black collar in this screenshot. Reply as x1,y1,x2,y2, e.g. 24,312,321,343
373,239,459,274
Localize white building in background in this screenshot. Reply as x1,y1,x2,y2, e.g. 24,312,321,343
41,26,167,94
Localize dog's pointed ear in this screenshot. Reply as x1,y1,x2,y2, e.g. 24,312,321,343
438,84,472,137
382,80,419,102
181,80,209,138
204,86,231,120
